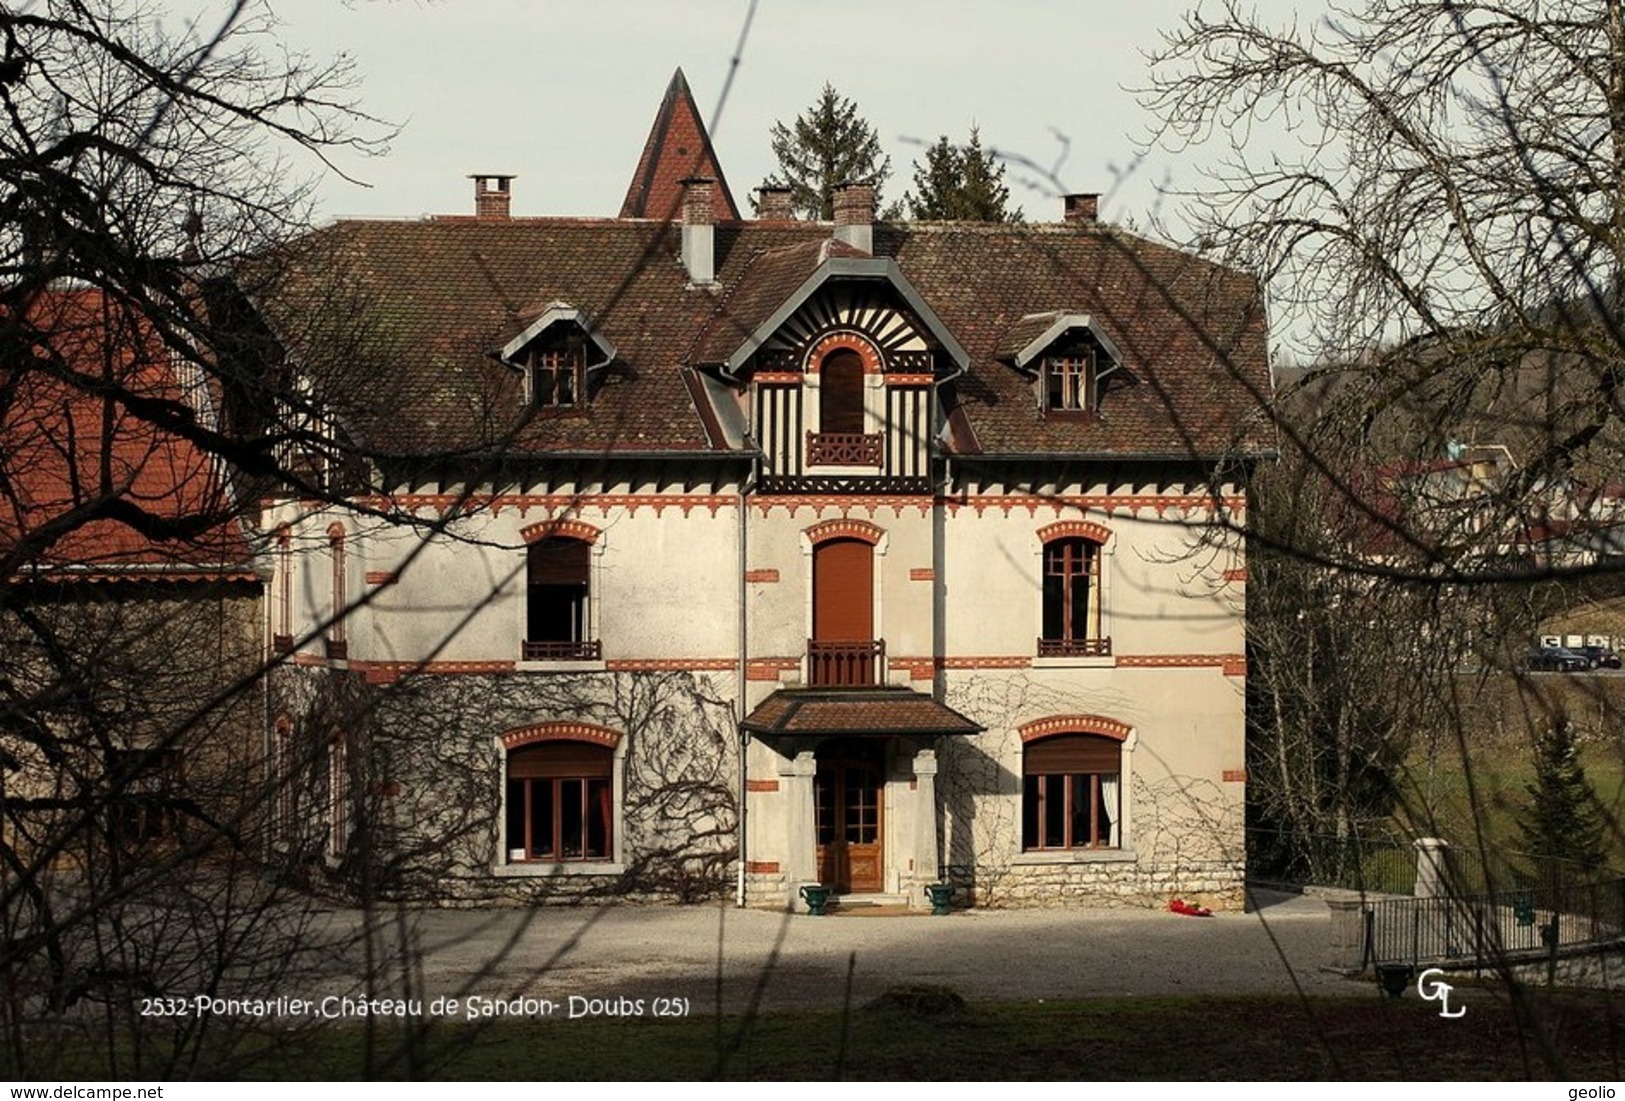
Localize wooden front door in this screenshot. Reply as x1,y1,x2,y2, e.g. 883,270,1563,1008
815,743,884,893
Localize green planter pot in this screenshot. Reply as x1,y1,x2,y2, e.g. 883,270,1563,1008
799,884,833,916
925,883,956,916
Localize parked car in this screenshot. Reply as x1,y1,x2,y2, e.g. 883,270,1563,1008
1575,644,1623,670
1526,645,1590,672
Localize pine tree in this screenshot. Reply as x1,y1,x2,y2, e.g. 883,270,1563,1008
903,127,1020,222
1518,712,1607,870
763,83,891,220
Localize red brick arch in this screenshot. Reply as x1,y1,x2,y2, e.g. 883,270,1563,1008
806,331,883,374
1018,714,1131,743
805,518,884,546
520,518,601,545
1037,519,1112,545
500,721,623,751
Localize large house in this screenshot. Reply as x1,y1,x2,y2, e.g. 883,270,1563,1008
261,71,1270,910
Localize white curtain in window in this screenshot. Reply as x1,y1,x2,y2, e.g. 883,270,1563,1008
1101,773,1120,847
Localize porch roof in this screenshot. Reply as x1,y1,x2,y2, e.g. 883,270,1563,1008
740,687,981,737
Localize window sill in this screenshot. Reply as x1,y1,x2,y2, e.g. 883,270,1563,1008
492,860,625,878
516,659,607,674
1031,655,1115,670
1013,848,1137,866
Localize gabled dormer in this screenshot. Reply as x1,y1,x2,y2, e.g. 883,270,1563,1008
496,302,618,409
999,312,1127,418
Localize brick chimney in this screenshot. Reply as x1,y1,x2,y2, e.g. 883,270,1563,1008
1062,193,1099,225
681,176,716,286
833,181,874,254
756,184,793,221
472,175,514,219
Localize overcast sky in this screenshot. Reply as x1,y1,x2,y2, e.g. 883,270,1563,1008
243,0,1311,234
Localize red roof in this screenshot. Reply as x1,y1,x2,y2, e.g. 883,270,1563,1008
619,68,742,222
0,286,255,580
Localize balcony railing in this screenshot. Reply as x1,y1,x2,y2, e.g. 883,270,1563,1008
522,639,602,662
808,638,885,687
806,431,883,467
1036,636,1111,658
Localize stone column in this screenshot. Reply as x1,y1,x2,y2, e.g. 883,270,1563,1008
1414,837,1451,899
908,748,940,911
1325,894,1370,973
783,750,819,911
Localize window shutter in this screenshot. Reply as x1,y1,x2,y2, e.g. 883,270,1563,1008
509,742,613,779
528,539,590,585
1025,734,1120,774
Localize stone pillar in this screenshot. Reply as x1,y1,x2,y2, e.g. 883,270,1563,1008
1325,895,1370,973
1414,837,1451,899
908,748,940,911
783,750,819,911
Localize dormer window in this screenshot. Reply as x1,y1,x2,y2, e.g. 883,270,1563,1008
1045,351,1095,413
530,344,584,407
498,302,617,410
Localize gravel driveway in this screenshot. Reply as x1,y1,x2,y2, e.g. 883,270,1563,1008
291,889,1371,1014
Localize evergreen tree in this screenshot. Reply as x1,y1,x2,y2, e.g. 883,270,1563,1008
763,83,891,220
903,127,1020,222
1518,712,1607,870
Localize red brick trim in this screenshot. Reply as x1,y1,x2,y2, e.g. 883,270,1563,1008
1222,769,1247,783
947,494,1247,518
753,372,802,383
1037,519,1113,545
805,517,884,545
745,779,780,793
1222,656,1247,678
1222,567,1248,582
754,496,933,518
603,659,734,672
806,331,882,374
520,518,601,545
744,568,780,583
940,656,1033,669
883,373,934,386
355,494,734,518
364,570,398,586
1019,714,1132,743
354,659,518,684
908,567,935,581
1116,654,1242,669
889,657,937,681
745,860,781,874
747,658,800,681
501,721,622,750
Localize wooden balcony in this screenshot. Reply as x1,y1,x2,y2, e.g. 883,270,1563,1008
522,639,602,661
808,638,886,687
1036,636,1111,658
806,431,883,467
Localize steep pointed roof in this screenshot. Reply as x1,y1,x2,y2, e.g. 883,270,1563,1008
619,68,742,221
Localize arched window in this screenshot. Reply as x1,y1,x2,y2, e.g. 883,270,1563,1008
327,525,347,659
1040,536,1105,656
328,730,349,858
1022,733,1121,850
273,527,293,653
505,741,613,862
525,537,597,660
819,349,865,435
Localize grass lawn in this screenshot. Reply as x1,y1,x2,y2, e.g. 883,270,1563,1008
30,992,1625,1080
1396,736,1625,869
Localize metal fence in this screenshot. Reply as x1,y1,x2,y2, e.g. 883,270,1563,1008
1367,876,1625,969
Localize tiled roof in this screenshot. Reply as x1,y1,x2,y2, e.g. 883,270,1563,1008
268,215,1269,460
619,68,742,222
0,287,256,579
740,688,982,736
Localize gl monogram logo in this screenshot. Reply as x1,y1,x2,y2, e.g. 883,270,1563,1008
1416,968,1466,1018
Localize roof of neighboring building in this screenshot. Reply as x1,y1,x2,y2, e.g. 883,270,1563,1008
0,286,257,581
740,687,982,737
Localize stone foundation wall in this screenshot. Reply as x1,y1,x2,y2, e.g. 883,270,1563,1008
963,858,1245,911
